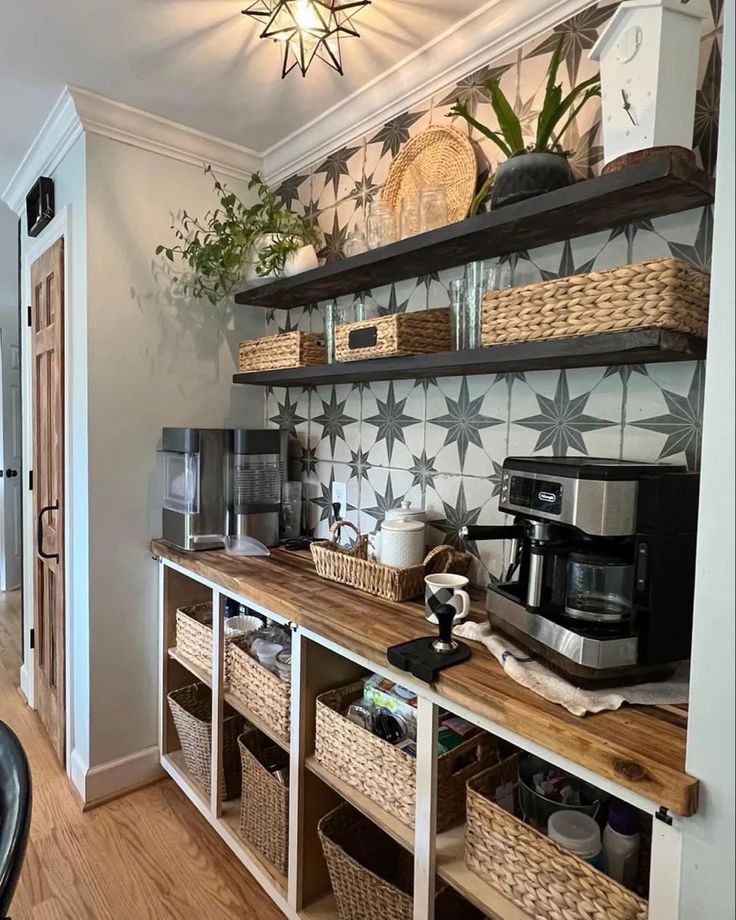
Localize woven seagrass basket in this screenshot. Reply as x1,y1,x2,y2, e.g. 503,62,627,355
315,681,497,829
228,643,291,743
238,331,326,373
238,731,289,876
482,257,709,346
175,603,248,683
167,683,244,799
465,754,649,920
334,308,450,363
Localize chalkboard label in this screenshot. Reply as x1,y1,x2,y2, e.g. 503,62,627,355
349,326,378,350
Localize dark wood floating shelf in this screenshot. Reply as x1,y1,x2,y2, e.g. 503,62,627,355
235,154,714,309
233,329,705,387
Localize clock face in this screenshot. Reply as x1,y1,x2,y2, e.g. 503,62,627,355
615,25,643,64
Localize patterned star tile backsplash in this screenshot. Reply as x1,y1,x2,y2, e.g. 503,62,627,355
260,0,721,586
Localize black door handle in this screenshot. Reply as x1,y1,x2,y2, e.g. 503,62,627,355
37,501,60,561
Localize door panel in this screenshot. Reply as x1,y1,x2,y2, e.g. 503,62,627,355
31,238,65,763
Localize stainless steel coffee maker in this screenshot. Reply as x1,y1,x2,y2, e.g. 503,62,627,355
161,428,232,550
462,457,700,686
232,429,281,548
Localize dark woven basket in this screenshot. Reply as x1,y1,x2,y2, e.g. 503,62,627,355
238,731,290,876
167,682,244,800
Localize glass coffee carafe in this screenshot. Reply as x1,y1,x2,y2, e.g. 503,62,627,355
565,551,634,624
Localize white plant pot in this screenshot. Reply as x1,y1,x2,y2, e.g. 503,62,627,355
243,238,318,285
283,244,319,277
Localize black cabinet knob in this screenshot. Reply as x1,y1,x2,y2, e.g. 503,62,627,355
5,469,17,478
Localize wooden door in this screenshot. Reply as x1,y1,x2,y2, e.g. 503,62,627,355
31,238,65,763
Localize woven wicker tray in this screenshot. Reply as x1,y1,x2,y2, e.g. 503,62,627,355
382,125,477,224
482,257,709,346
238,331,326,373
315,681,497,829
310,521,470,602
335,308,450,363
465,754,648,920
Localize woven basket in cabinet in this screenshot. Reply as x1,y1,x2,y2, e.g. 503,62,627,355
238,331,326,373
318,803,483,920
175,603,248,683
481,257,709,346
465,754,649,920
334,308,450,363
310,521,470,602
228,643,291,743
167,682,244,800
315,681,497,830
238,731,289,876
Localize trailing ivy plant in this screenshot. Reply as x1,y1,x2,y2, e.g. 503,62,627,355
157,166,320,305
450,35,600,212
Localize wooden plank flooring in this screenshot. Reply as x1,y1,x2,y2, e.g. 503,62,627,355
0,590,284,920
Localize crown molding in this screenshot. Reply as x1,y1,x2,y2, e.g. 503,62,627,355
263,0,592,184
2,88,82,214
68,88,262,183
3,88,263,214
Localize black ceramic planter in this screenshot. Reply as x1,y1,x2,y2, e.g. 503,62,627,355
491,152,573,209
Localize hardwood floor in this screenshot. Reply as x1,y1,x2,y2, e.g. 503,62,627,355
0,590,285,920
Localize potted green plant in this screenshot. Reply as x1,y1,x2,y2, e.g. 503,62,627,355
157,167,321,305
449,36,600,209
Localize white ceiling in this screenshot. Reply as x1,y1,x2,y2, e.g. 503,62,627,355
0,0,488,191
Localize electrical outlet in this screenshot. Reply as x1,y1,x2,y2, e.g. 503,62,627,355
331,481,348,519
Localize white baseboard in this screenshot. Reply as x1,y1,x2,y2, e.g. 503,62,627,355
19,662,32,706
71,744,164,806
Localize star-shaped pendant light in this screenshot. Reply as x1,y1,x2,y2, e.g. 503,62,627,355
243,0,370,78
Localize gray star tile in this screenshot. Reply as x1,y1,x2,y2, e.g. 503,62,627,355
429,377,504,468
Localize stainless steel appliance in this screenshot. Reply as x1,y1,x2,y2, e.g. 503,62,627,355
462,457,700,686
161,428,232,551
232,429,281,548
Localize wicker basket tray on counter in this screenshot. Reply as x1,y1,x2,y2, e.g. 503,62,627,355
228,643,291,743
310,521,470,602
465,754,648,920
315,681,497,830
335,308,450,363
167,682,245,800
238,731,290,876
238,331,326,373
482,257,709,346
319,803,484,920
175,603,248,683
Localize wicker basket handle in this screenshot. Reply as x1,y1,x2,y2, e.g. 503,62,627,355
327,520,369,561
423,544,455,572
328,519,359,543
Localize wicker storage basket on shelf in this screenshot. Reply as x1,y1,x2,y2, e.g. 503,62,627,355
315,681,497,829
238,731,290,876
481,257,709,346
167,682,244,800
318,803,483,920
334,308,450,363
465,754,649,920
228,643,291,743
238,331,326,373
175,603,248,683
310,521,470,602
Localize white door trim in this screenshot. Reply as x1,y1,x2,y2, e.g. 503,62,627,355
21,206,73,777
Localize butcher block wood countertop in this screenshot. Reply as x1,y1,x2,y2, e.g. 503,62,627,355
152,539,698,817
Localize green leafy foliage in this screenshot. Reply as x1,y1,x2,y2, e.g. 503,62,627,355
449,36,600,159
156,166,321,305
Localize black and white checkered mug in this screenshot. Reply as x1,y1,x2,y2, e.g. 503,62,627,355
424,573,471,625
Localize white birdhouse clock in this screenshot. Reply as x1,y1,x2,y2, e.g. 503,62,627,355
590,0,707,171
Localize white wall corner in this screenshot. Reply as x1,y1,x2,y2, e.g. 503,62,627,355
2,89,82,215
72,745,164,807
262,0,593,184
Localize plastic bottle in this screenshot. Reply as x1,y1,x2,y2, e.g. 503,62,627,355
547,810,603,869
603,799,640,889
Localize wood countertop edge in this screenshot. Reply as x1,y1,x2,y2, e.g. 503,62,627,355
151,540,699,816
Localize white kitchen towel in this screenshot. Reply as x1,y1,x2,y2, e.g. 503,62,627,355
452,621,690,717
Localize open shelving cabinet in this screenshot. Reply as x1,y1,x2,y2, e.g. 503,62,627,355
157,551,688,920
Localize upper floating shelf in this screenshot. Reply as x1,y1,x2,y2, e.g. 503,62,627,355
235,154,714,309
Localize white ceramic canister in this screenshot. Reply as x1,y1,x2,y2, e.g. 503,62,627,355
385,499,426,524
375,519,425,569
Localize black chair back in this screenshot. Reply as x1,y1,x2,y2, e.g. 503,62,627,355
0,721,31,918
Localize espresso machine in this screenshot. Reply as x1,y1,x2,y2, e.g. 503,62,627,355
462,457,700,686
161,428,232,550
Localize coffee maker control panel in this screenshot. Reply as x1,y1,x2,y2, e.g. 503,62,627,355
506,474,564,516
